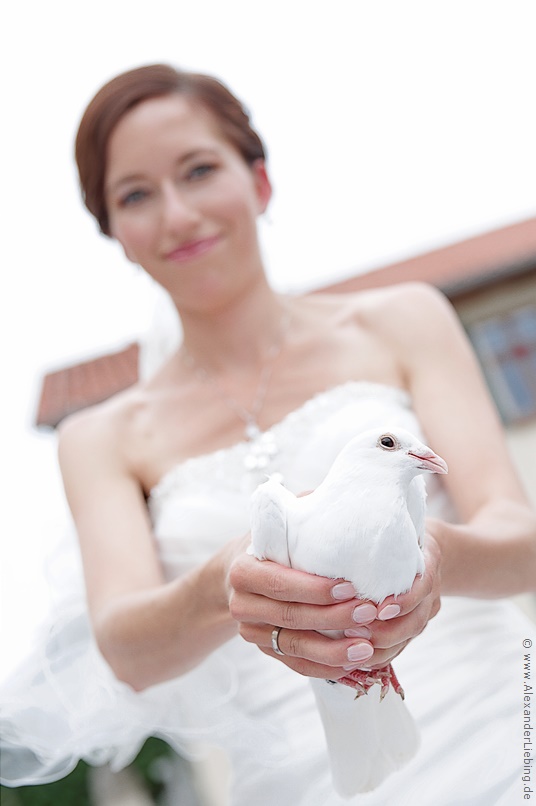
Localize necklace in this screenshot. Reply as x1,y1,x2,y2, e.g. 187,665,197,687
182,305,291,478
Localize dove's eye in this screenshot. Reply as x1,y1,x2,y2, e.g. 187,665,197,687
378,434,399,451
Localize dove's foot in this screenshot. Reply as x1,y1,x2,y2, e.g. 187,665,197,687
338,663,405,701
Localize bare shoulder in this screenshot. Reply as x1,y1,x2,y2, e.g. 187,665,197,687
57,385,149,489
305,283,460,357
57,389,168,617
347,281,455,330
348,282,465,356
308,282,452,325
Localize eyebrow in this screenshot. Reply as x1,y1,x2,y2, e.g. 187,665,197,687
106,148,220,195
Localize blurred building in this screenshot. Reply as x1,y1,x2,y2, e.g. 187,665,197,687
320,216,536,506
36,216,536,504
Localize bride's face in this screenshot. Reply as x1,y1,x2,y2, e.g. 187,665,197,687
105,94,271,307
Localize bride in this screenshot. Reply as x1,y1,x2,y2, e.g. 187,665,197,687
1,63,535,805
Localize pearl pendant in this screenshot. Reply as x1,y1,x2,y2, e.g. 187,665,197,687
243,428,280,474
245,422,262,441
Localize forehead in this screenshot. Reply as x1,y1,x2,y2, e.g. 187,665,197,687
118,93,221,137
106,94,231,180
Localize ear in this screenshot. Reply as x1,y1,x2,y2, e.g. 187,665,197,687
251,159,272,214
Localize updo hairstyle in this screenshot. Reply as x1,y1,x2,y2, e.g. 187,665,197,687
75,64,267,235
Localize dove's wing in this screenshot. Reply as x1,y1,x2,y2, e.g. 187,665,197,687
406,474,427,548
249,478,294,566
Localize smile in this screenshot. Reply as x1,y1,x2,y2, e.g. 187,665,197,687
164,235,221,263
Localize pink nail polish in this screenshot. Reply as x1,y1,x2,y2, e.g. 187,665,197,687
347,643,374,662
352,604,377,624
378,604,401,621
331,582,356,600
344,627,372,639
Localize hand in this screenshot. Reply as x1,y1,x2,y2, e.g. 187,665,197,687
350,534,442,671
227,533,442,680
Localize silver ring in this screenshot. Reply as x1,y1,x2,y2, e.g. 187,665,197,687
271,626,285,655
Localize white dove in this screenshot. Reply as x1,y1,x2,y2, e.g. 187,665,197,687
249,426,448,797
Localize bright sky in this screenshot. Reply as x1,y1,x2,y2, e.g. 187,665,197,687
1,0,535,678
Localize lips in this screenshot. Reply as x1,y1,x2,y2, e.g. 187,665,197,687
408,451,449,474
164,234,221,263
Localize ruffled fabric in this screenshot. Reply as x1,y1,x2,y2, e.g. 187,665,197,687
0,605,291,786
1,382,533,805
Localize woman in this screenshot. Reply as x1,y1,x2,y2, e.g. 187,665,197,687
1,64,535,804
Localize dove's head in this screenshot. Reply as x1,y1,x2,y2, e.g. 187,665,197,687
340,427,448,479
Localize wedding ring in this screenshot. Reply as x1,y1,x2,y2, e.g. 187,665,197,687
271,626,285,655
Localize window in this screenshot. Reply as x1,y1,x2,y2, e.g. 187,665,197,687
467,304,536,424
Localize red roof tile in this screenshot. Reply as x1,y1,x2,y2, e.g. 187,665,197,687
36,343,139,429
319,217,536,296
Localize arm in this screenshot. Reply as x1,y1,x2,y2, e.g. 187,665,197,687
384,282,536,597
428,500,536,597
58,404,241,691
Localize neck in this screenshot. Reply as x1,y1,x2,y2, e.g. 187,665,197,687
178,279,289,374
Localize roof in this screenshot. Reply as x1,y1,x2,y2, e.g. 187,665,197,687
34,216,536,429
320,216,536,296
35,342,139,429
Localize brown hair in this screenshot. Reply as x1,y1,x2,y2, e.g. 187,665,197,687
75,64,267,236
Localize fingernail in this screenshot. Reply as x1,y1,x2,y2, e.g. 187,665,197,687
344,627,372,639
352,604,377,624
347,643,374,662
378,604,401,621
331,582,356,601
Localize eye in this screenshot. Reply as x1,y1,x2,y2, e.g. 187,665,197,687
120,189,149,207
187,163,216,181
378,434,399,451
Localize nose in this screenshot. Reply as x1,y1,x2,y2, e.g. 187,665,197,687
160,182,200,232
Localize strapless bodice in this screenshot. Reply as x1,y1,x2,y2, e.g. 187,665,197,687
148,381,454,581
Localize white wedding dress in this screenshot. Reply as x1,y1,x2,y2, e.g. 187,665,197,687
1,381,534,805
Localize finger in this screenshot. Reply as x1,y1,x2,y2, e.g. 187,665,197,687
344,639,411,672
352,597,439,651
271,626,372,667
229,553,359,605
240,622,375,669
258,646,348,680
376,539,441,620
230,589,378,631
376,574,431,621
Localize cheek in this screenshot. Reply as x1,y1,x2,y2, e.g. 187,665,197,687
216,183,262,237
110,217,150,264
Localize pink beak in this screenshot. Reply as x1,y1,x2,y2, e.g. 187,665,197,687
408,450,448,475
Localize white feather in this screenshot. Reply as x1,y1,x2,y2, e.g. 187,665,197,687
249,426,447,796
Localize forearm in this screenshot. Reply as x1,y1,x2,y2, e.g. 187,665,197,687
94,547,238,691
429,498,536,598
